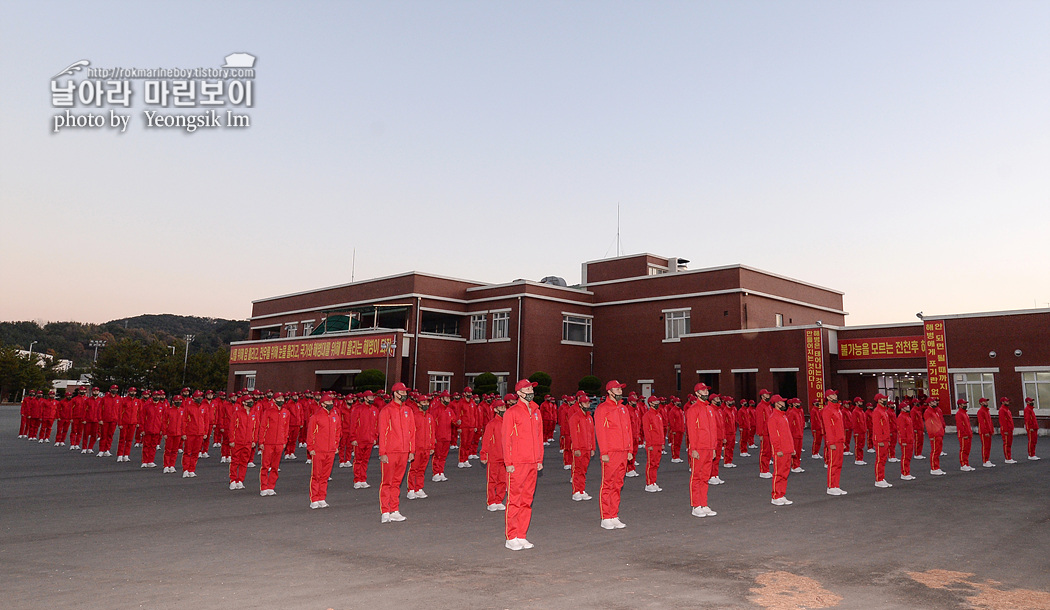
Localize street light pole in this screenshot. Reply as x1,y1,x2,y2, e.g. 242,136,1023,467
21,340,39,401
89,340,107,363
182,335,195,386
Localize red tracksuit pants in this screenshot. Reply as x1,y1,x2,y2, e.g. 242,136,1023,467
339,434,353,464
260,444,283,490
571,452,591,493
771,453,790,500
889,432,897,458
1002,432,1013,460
899,443,912,476
853,432,866,461
562,434,574,467
543,420,555,442
504,463,537,540
791,437,803,469
645,447,662,485
458,429,477,462
874,443,888,481
914,430,924,456
230,444,252,483
284,426,299,456
141,433,161,464
56,419,71,444
163,435,181,468
959,436,972,467
117,425,135,457
929,436,943,470
599,451,628,520
725,435,736,465
408,451,432,491
70,420,83,447
182,435,203,473
84,422,100,451
689,449,714,508
100,421,118,453
812,430,823,455
38,419,54,441
380,452,409,513
310,451,335,502
486,460,507,505
669,431,683,459
980,434,992,463
433,440,450,475
759,435,772,473
825,444,844,488
353,443,373,483
1028,430,1038,457
20,415,29,436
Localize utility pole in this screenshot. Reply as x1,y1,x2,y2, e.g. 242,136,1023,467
89,340,106,363
21,340,38,401
182,335,195,385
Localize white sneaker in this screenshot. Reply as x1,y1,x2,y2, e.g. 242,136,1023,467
407,490,418,500
875,480,892,488
563,464,572,470
319,500,329,508
1029,456,1041,460
780,497,794,505
134,443,141,448
708,476,720,485
469,454,479,460
835,487,848,495
691,507,707,518
612,518,626,528
715,477,725,484
487,503,501,511
600,519,618,529
701,506,717,516
287,454,297,460
625,470,639,477
415,490,427,499
182,471,190,478
311,501,321,509
941,452,947,456
505,538,524,551
867,448,875,453
826,488,841,496
381,512,391,523
739,452,751,457
236,482,245,489
230,482,238,490
901,475,915,480
888,457,899,462
495,503,506,510
247,462,255,468
458,462,469,468
520,537,538,549
915,455,926,460
360,482,371,488
581,492,592,500
148,462,157,468
432,474,442,482
305,459,311,464
854,461,867,466
1004,459,1017,464
983,461,995,467
440,474,448,481
791,467,804,473
671,458,683,463
812,454,822,459
931,469,946,475
572,492,585,501
644,484,658,493
771,497,786,505
140,463,149,468
388,511,406,522
844,451,852,456
261,490,268,496
189,472,197,478
759,472,772,479
724,463,737,468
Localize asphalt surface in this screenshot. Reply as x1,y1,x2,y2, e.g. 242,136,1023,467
3,404,1048,610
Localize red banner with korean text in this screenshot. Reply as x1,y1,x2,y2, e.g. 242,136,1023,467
229,334,396,364
838,336,925,360
804,328,825,406
924,321,950,413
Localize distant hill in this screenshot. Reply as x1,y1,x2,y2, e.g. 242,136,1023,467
0,315,249,367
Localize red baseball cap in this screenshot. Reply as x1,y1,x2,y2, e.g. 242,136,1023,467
957,398,968,405
605,380,626,391
515,379,539,392
769,394,785,403
758,389,770,395
647,396,660,405
874,393,888,401
694,382,709,392
391,382,409,392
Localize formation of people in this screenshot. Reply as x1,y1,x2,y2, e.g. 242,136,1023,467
17,379,1042,550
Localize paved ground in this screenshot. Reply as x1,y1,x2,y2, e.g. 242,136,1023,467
3,404,1048,610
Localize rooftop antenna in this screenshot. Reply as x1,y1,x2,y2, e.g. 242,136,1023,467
616,203,622,257
351,248,356,283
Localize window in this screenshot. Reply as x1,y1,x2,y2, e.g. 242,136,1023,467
285,323,298,338
492,312,510,339
303,321,314,335
429,374,452,394
261,328,280,340
470,314,487,341
954,373,995,409
1022,372,1050,413
775,313,784,328
562,315,592,344
420,311,460,336
665,310,690,340
244,375,256,391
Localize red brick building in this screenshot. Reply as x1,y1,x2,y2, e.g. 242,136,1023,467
228,253,1049,424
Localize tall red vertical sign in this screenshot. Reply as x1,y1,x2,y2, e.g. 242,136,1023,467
804,328,825,406
924,320,950,413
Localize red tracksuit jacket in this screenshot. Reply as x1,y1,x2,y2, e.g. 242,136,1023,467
260,405,290,445
501,400,543,465
379,401,415,454
685,400,718,452
872,405,892,443
595,398,633,455
480,415,504,463
768,410,793,454
306,409,340,453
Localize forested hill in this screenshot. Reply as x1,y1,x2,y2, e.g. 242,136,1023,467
0,315,249,367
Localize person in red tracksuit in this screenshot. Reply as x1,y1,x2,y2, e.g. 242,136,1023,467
55,392,74,446
912,400,926,459
116,388,140,461
181,392,208,477
686,383,719,517
479,398,508,510
259,393,290,496
569,398,596,501
161,396,184,473
18,392,31,438
337,396,354,468
431,392,454,482
756,390,773,477
541,396,557,444
998,398,1016,463
139,392,165,467
595,381,634,530
379,383,415,522
956,399,975,471
809,399,824,459
925,398,947,475
977,398,995,467
407,396,435,500
821,390,848,495
82,387,102,453
787,399,805,472
872,394,893,487
282,393,301,459
1023,397,1040,460
851,400,868,465
501,379,543,551
350,392,380,488
38,390,57,443
558,395,576,468
667,401,686,462
641,396,665,492
228,396,259,489
98,385,121,456
625,398,642,478
737,401,752,457
307,394,340,508
897,402,915,480
69,387,88,450
767,395,794,505
456,389,478,467
722,397,738,468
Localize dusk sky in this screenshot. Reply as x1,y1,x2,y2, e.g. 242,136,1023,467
2,1,1048,326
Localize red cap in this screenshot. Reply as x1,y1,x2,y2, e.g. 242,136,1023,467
605,380,626,391
710,394,721,401
874,393,887,401
769,394,785,403
789,398,801,405
576,390,589,398
491,399,505,408
362,390,374,397
1025,397,1036,403
515,379,539,392
957,398,968,406
192,390,203,398
693,382,709,392
504,393,517,402
825,389,838,397
391,382,409,392
647,396,660,405
127,387,137,392
109,384,119,390
463,387,473,394
1000,397,1010,403
979,397,989,403
438,390,450,398
759,389,770,396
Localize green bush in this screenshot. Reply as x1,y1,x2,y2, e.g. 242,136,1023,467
578,375,601,396
529,371,552,400
354,369,386,392
473,372,499,396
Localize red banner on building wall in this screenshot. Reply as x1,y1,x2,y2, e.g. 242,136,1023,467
838,336,925,360
804,328,825,405
924,321,950,412
230,334,396,364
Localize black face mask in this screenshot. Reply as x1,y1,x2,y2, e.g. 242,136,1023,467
520,393,534,403
611,394,622,403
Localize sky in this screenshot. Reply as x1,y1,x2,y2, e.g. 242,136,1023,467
2,1,1048,327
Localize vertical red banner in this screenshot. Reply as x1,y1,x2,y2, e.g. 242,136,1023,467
924,320,950,413
804,328,825,406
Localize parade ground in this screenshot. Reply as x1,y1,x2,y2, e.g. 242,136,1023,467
3,404,1048,610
